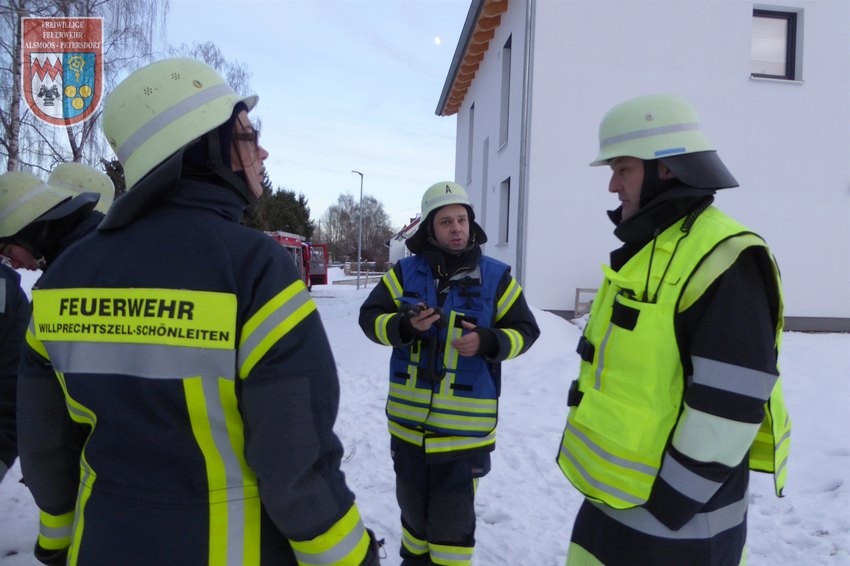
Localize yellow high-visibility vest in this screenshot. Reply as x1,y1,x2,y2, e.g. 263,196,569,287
557,206,790,509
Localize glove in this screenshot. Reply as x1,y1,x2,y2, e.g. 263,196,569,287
361,528,384,565
34,544,68,566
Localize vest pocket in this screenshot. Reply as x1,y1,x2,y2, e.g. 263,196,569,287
572,386,665,454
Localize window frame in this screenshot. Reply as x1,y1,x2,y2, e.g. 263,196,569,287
751,9,798,80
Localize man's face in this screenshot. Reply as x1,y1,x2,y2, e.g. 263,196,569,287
230,110,269,198
432,204,470,251
0,243,40,270
608,156,644,221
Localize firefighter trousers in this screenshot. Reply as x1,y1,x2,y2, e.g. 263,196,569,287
390,437,491,566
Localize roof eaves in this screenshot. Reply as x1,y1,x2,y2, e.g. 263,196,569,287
435,0,485,117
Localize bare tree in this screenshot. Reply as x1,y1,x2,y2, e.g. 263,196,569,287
319,193,394,264
0,0,169,173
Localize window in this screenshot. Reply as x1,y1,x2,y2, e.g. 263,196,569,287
499,35,512,147
480,137,489,235
498,177,510,246
751,9,799,80
467,103,475,182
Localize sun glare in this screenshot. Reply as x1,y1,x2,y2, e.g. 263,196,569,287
434,36,441,46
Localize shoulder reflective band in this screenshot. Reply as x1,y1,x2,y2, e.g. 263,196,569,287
32,288,237,349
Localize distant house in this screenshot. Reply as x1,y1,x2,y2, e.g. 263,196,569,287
437,0,850,330
388,215,421,265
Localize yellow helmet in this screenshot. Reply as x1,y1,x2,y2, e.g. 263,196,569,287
102,57,258,191
591,94,738,189
420,181,471,219
406,180,487,254
0,171,78,240
49,162,114,214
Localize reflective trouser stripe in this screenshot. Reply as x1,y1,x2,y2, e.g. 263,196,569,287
184,377,260,566
402,526,428,556
592,492,748,539
37,510,74,551
290,504,371,565
430,541,474,566
52,373,95,566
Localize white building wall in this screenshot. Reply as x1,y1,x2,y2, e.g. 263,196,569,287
454,0,529,272
518,0,850,321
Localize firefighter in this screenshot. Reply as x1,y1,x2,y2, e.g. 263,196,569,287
359,181,540,566
557,94,790,565
17,58,380,565
0,261,30,484
0,170,104,271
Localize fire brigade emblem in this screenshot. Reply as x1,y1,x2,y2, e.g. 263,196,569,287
22,17,103,126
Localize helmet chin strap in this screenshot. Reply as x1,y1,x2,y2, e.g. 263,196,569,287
204,128,258,207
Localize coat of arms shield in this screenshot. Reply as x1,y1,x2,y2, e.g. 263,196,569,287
22,17,103,127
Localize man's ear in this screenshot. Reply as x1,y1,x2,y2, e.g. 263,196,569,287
658,162,677,180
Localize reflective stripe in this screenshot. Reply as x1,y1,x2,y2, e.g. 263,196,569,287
431,396,496,412
116,83,235,162
502,328,523,359
594,321,615,389
564,421,657,476
388,421,424,446
658,453,722,504
53,372,95,566
558,442,646,506
383,269,403,301
424,413,495,430
37,510,74,550
691,356,778,400
42,341,235,379
600,122,701,149
184,376,257,565
389,382,432,403
495,278,520,322
402,526,428,556
0,182,66,224
290,505,369,565
673,404,761,466
592,493,748,539
239,281,315,379
25,322,49,360
424,431,496,454
679,233,765,312
429,541,473,566
374,313,394,346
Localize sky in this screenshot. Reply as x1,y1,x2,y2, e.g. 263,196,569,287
156,0,471,230
2,268,849,565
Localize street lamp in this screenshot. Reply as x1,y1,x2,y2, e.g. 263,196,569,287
351,170,364,290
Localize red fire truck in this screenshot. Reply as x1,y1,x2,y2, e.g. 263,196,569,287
265,231,328,291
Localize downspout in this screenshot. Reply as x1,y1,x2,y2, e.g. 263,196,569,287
516,0,535,285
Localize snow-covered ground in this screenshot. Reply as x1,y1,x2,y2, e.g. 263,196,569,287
2,267,848,565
